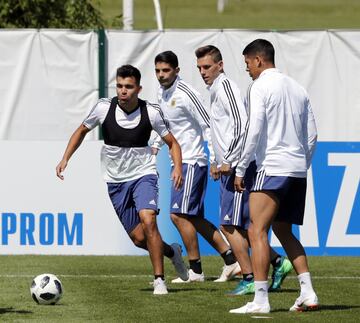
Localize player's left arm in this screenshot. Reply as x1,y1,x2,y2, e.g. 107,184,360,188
305,98,318,168
220,81,247,175
235,85,265,188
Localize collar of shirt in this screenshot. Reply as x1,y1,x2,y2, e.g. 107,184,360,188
258,68,280,79
208,72,226,93
159,75,181,100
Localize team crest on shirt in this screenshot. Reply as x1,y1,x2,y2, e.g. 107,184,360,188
170,98,176,108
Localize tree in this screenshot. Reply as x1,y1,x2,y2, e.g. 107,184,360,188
0,0,104,29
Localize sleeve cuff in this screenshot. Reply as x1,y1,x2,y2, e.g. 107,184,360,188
235,166,246,178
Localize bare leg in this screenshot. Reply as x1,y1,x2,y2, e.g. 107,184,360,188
248,192,279,281
272,221,309,275
139,209,164,276
220,225,252,274
129,223,147,249
190,217,230,254
171,213,200,260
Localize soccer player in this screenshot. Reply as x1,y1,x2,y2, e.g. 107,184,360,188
195,45,291,295
152,50,241,283
56,65,188,295
230,39,319,314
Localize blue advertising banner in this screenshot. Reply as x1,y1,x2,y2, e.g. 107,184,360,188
156,142,360,256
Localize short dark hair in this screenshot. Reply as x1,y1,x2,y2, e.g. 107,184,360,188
154,51,179,69
116,65,141,85
242,39,275,64
195,45,222,63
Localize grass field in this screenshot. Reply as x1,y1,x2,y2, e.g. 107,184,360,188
0,255,359,322
91,0,360,29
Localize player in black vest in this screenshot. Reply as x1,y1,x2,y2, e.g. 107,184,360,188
56,65,186,295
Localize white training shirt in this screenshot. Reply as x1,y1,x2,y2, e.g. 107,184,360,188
152,76,212,167
208,73,248,167
83,98,170,183
236,68,318,178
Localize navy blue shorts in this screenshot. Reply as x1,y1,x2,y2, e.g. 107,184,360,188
219,161,257,229
107,174,159,234
251,171,307,225
170,163,207,217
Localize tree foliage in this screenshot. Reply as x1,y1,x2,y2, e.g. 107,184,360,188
0,0,104,29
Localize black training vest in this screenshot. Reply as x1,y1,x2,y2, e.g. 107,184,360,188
102,97,152,147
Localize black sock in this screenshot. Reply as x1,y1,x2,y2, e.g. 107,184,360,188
189,259,202,274
220,249,236,266
154,275,164,280
271,255,282,268
163,243,174,258
243,273,254,281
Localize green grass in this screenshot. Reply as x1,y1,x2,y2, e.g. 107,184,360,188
91,0,360,29
0,255,359,322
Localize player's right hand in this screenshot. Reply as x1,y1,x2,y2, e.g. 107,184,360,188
234,176,245,192
56,160,67,180
210,164,220,181
151,147,159,155
171,167,183,190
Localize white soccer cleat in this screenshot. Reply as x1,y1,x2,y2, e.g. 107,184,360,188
170,243,189,281
289,293,319,312
171,269,205,283
153,277,168,295
229,301,271,314
214,262,241,282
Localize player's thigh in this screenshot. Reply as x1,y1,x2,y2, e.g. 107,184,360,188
249,191,279,232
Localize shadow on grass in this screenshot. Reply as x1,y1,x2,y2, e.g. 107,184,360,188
269,288,299,293
0,307,32,315
140,287,218,293
271,304,360,313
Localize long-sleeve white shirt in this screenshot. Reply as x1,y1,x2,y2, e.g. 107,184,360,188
236,68,318,178
152,76,212,166
208,73,248,167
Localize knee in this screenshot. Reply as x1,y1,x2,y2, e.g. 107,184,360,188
171,213,188,227
132,236,146,249
247,224,265,242
170,213,179,224
247,224,255,242
220,225,234,235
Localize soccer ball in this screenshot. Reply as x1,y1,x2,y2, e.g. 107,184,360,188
30,273,63,305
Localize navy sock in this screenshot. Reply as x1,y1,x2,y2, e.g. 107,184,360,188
189,259,202,274
220,249,236,266
163,243,174,258
271,255,282,268
243,273,254,282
